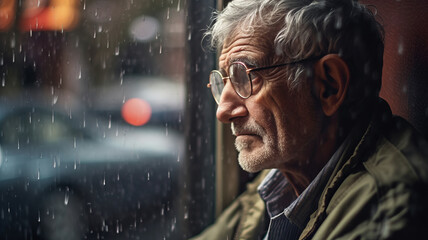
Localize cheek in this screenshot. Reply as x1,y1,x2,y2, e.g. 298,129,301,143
245,92,276,132
249,87,286,138
264,85,315,145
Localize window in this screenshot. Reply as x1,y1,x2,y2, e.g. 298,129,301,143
0,0,216,239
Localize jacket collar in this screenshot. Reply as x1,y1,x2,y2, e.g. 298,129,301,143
299,98,392,239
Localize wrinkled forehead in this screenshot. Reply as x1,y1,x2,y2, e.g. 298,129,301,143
219,23,279,68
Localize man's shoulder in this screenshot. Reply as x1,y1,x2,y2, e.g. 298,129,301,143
310,116,428,240
189,170,269,240
364,116,428,185
338,116,428,238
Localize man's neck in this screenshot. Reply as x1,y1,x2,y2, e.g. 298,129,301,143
280,115,341,196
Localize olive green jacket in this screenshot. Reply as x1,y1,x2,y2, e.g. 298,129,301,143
189,169,268,240
191,102,428,240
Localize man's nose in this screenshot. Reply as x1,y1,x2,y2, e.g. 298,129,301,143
216,82,248,123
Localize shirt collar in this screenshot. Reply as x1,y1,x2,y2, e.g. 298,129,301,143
257,135,352,228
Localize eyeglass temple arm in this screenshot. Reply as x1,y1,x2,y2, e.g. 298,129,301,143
247,57,322,73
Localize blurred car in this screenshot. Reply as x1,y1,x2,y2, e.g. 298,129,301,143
89,76,185,128
0,77,185,240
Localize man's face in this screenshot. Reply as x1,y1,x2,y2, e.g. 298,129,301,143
217,30,323,173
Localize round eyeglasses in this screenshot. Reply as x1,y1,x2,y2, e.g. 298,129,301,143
207,58,318,104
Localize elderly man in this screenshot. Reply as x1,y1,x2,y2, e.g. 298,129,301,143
191,0,428,239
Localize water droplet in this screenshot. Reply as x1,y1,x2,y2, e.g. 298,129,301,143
166,8,170,19
73,137,76,148
38,211,41,222
83,113,86,128
177,0,181,11
108,115,112,129
64,188,70,205
171,217,176,231
10,36,15,48
52,95,58,104
335,16,342,29
398,42,404,55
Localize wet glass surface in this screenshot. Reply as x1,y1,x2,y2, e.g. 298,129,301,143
0,0,216,239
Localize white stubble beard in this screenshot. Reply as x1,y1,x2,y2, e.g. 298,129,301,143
231,119,276,172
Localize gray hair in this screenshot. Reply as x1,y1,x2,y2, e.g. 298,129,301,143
205,0,384,117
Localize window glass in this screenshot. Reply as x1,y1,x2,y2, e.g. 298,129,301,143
0,0,216,239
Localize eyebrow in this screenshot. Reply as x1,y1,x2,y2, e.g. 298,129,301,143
227,57,258,68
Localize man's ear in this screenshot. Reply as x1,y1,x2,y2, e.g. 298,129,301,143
313,54,350,117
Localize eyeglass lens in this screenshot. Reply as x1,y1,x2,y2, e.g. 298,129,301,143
230,63,252,98
209,63,252,103
209,71,224,103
